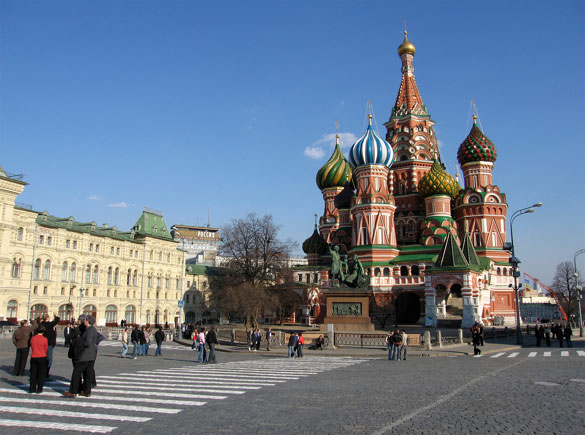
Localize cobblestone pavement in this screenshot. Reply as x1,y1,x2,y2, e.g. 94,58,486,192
0,337,582,434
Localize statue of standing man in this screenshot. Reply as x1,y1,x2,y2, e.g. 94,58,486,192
328,244,345,287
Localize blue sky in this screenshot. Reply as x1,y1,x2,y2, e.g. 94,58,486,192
1,0,584,285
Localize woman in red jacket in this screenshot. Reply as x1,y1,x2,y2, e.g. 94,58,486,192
297,332,305,358
29,326,48,394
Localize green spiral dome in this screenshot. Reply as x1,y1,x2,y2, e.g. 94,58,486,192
457,120,497,165
316,141,353,190
418,160,461,199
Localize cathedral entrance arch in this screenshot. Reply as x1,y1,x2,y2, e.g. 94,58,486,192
445,284,463,318
395,292,420,324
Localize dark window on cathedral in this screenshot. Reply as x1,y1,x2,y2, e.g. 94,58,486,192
400,266,409,276
411,265,420,276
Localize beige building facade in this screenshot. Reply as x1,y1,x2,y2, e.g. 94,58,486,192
0,165,186,327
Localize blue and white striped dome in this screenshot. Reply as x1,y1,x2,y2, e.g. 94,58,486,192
348,115,394,168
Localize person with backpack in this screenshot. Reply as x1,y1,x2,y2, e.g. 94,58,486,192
154,326,165,356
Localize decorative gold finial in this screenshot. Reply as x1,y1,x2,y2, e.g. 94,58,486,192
473,115,477,123
398,30,416,56
368,114,373,125
335,134,340,145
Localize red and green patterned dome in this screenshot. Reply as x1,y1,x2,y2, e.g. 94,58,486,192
316,136,353,190
419,160,461,199
457,118,497,165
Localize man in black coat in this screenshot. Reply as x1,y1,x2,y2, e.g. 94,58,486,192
64,314,98,398
154,326,165,356
40,313,60,377
64,322,72,347
131,325,141,359
207,326,219,364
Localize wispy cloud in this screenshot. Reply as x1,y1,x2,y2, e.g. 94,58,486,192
304,132,358,160
87,194,102,201
108,202,129,208
437,139,445,149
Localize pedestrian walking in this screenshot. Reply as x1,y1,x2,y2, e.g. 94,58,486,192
297,333,305,358
544,325,551,347
29,325,48,394
154,326,165,356
401,329,408,361
64,314,98,398
121,327,130,358
139,326,147,356
64,322,72,347
472,323,482,356
39,313,60,378
197,327,207,363
534,324,541,347
144,327,151,356
266,328,273,351
479,324,484,346
386,331,393,360
564,324,573,348
557,324,564,347
207,326,219,363
12,320,33,376
288,333,297,358
131,325,140,359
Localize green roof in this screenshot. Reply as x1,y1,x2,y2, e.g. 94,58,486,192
461,233,481,267
435,233,469,268
185,264,222,276
133,211,173,240
37,212,139,242
390,253,439,264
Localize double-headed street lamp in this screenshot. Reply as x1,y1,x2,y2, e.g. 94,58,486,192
503,202,542,345
574,249,585,337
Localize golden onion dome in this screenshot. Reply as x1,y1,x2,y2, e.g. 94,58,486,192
398,31,416,56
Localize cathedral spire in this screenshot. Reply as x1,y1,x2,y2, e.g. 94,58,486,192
393,31,426,117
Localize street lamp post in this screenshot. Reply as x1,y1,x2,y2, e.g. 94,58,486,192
574,249,585,337
79,287,85,317
504,202,542,345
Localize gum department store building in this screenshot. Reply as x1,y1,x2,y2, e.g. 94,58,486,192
299,32,516,328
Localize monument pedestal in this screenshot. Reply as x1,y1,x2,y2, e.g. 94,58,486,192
320,287,374,332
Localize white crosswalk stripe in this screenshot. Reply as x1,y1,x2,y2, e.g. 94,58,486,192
478,350,583,359
507,352,520,358
528,352,537,357
0,356,366,433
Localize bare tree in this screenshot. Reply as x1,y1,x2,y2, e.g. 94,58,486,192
551,261,584,318
211,213,296,328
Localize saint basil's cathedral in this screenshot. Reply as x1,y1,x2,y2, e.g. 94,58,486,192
300,32,515,328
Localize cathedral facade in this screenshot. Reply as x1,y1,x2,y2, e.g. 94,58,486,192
303,32,515,328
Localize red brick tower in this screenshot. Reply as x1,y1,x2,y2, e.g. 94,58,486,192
384,31,439,245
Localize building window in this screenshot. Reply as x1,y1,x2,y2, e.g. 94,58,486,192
93,289,96,296
107,267,112,285
135,251,138,258
33,259,41,280
133,291,136,298
157,276,162,288
33,286,38,295
39,235,44,245
167,253,171,262
61,262,68,281
114,267,120,285
116,248,120,255
149,250,153,260
176,278,180,289
11,259,21,278
43,260,51,280
400,266,409,276
58,303,73,320
107,289,110,297
69,263,77,282
47,236,52,246
83,305,97,318
148,274,153,288
96,244,100,253
130,249,133,257
30,304,48,319
158,252,162,261
85,265,91,284
411,265,420,276
92,266,99,284
185,294,190,304
16,227,23,241
125,305,136,324
132,270,138,286
66,240,71,248
114,290,117,297
127,269,131,286
43,286,48,295
7,300,18,318
111,247,114,255
73,240,77,249
165,277,170,289
89,243,94,252
61,287,65,295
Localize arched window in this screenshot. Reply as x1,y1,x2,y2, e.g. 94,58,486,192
58,303,73,320
400,266,409,276
69,263,77,282
185,311,195,324
83,305,97,318
497,267,501,275
85,264,91,284
148,274,153,287
163,309,168,322
411,265,420,276
107,267,112,285
92,266,99,284
127,269,131,286
7,300,18,318
30,304,48,320
33,259,41,280
43,260,51,280
114,267,119,285
146,310,151,325
132,270,138,286
383,268,390,277
11,259,21,278
105,305,117,325
374,268,381,277
16,227,23,241
125,305,136,324
154,309,160,325
503,268,508,276
61,262,68,281
407,221,415,233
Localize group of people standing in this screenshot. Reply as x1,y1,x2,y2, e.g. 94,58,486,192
248,328,274,351
287,332,305,358
386,328,408,361
120,325,166,358
534,323,572,347
191,326,219,363
12,313,60,394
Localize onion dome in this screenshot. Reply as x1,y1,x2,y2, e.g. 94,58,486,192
348,115,394,168
457,116,497,165
398,31,416,56
316,135,353,190
334,182,354,209
418,160,461,199
302,225,328,255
